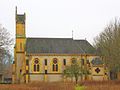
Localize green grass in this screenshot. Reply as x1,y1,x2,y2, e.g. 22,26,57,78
75,85,85,90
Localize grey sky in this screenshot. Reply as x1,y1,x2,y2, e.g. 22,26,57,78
0,0,120,44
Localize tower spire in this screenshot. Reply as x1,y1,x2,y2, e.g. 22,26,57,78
16,6,17,14
15,6,17,20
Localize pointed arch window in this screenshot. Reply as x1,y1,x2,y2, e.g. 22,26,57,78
63,59,66,65
45,59,47,65
33,58,40,72
52,58,58,71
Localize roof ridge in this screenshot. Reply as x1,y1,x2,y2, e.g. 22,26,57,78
27,37,73,39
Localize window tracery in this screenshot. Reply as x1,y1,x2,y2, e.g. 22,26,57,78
33,58,40,72
53,58,58,71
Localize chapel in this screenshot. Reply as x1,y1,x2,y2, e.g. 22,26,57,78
12,8,108,83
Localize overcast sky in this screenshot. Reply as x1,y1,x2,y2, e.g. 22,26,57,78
0,0,120,44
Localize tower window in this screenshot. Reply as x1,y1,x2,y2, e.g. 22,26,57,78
52,58,58,71
45,59,47,65
13,61,15,64
26,59,29,65
20,43,22,50
63,59,66,65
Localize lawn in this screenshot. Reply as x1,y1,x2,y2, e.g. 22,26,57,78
84,80,120,90
0,82,74,90
75,85,85,90
0,81,120,90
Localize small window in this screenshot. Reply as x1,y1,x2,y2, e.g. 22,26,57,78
53,64,55,71
63,59,66,65
26,70,29,74
45,70,47,74
81,59,84,65
34,59,39,64
37,64,39,71
26,59,29,65
34,64,36,71
56,64,58,71
13,61,15,64
53,58,57,64
20,43,22,50
53,64,58,71
45,59,47,65
87,60,89,64
20,69,22,73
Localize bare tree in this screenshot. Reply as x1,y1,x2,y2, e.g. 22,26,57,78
0,25,13,74
94,18,120,75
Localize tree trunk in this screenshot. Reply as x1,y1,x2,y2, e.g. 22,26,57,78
75,75,78,84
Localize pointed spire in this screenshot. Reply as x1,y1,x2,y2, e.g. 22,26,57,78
15,6,17,20
16,6,17,15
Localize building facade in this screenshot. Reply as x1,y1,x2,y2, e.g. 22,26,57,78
12,8,108,83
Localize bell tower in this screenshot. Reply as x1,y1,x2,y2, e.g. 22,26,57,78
13,7,26,83
16,7,26,52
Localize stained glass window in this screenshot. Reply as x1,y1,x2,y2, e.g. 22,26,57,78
53,58,58,71
45,59,47,65
33,58,40,72
63,59,66,65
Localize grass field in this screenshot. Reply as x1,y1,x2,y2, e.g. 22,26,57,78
84,80,120,90
0,81,120,90
0,82,74,90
